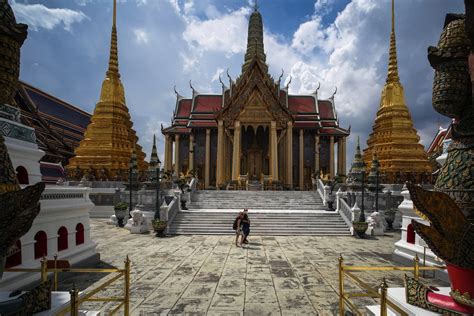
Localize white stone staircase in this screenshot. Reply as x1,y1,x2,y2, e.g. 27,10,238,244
188,190,324,210
168,190,351,235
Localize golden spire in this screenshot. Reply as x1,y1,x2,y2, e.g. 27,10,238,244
66,0,148,178
99,0,125,105
362,0,432,183
107,0,119,77
386,0,400,83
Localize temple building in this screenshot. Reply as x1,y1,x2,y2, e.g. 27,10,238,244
66,0,147,180
13,81,91,165
162,6,349,190
362,0,432,183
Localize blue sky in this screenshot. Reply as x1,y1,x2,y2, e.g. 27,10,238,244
11,0,465,166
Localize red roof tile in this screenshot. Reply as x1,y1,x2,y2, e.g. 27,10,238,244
318,100,335,119
188,121,217,128
288,96,316,114
176,99,192,118
193,95,222,113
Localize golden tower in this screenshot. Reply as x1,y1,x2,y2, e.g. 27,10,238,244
362,0,432,183
67,0,147,180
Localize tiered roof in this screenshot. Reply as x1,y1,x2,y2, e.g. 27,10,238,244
163,87,348,136
14,81,91,164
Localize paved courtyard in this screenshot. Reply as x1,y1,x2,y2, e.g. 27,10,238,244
69,219,447,315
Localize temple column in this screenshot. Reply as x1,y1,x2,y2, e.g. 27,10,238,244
216,120,224,188
205,129,211,188
337,137,343,176
232,121,241,180
164,135,171,172
270,121,278,181
286,121,293,188
314,134,320,173
342,136,347,176
174,134,180,175
189,134,194,172
329,135,334,179
299,129,304,190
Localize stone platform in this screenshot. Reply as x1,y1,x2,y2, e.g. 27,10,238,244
65,220,448,315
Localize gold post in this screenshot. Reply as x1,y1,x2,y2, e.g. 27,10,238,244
205,129,211,188
174,134,180,175
329,136,335,179
40,257,47,282
299,129,304,190
413,254,420,280
231,121,241,181
314,134,320,173
286,121,293,188
54,255,58,291
380,278,388,316
124,255,131,315
189,134,194,173
338,255,345,316
70,283,79,316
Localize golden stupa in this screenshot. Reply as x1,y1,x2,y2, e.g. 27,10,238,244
363,0,432,184
67,0,147,180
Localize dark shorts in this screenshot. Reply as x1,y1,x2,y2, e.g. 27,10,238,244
242,225,250,236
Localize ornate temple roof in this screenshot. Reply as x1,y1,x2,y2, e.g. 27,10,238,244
14,81,91,164
162,4,348,137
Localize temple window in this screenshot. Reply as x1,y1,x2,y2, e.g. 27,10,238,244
16,166,29,184
34,231,48,259
57,226,68,251
407,224,415,244
5,240,22,268
76,223,85,245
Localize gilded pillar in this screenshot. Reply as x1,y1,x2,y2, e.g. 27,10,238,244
164,135,171,172
205,129,211,188
270,121,278,181
286,121,293,188
174,134,180,175
216,120,224,188
337,137,343,176
314,134,320,173
342,136,347,176
329,135,334,178
299,129,304,190
232,121,241,180
189,134,194,172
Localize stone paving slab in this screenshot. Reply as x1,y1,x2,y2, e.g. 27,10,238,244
72,219,449,315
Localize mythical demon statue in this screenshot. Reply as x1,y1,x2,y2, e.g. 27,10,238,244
404,1,474,314
0,0,45,278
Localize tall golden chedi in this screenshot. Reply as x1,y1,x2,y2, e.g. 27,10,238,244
363,0,432,184
67,0,147,180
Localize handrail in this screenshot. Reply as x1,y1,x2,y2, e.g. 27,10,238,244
317,178,325,202
5,256,131,315
338,254,446,316
338,196,352,227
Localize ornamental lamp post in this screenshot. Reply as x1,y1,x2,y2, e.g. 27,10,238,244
359,169,366,222
129,150,138,218
155,158,162,220
375,170,379,213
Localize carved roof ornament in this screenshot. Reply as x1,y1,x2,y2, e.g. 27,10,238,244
0,0,28,106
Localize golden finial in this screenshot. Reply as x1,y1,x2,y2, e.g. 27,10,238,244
107,0,119,77
386,0,400,84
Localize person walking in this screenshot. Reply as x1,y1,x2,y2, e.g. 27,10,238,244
233,211,244,247
241,208,251,245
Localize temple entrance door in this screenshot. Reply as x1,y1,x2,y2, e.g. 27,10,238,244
248,149,262,180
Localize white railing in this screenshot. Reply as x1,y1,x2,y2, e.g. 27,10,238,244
337,196,353,227
165,196,179,233
317,178,325,202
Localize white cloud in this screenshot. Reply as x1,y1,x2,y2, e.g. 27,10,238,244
11,1,88,32
133,28,149,44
